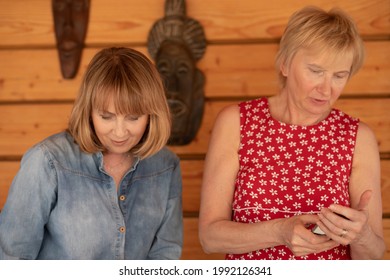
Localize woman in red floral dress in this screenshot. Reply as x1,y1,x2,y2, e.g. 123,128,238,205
199,6,385,260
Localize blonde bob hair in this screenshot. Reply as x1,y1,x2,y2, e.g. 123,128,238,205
275,6,365,88
68,47,171,159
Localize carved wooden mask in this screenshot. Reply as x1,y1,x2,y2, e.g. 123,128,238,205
148,0,206,145
52,0,90,79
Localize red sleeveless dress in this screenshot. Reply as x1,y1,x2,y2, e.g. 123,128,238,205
227,98,359,260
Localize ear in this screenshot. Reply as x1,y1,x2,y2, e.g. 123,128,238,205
280,62,288,77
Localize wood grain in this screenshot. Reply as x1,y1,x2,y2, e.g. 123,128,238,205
0,41,389,102
0,0,389,260
182,217,225,260
0,0,388,47
383,218,390,260
0,99,389,157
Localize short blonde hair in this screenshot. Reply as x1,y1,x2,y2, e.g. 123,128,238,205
275,6,365,88
68,47,171,159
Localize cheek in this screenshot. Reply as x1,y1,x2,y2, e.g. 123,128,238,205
135,123,148,137
292,72,315,92
331,80,348,95
92,118,109,137
126,118,149,138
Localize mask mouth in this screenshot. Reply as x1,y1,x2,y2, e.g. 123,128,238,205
58,45,81,78
168,99,188,118
59,39,79,51
59,48,78,60
168,99,190,135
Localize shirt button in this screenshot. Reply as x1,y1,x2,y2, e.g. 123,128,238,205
119,195,126,201
119,226,125,233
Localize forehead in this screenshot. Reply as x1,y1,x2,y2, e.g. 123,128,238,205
92,90,146,116
157,41,193,60
293,48,353,71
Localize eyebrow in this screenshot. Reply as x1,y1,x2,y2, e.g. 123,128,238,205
307,64,350,74
98,109,115,115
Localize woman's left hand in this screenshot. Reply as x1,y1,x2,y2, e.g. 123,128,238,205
315,190,373,246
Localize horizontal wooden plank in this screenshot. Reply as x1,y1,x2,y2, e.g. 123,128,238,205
182,217,224,260
181,160,203,213
1,159,390,215
383,218,390,260
0,41,389,102
0,104,70,157
382,160,390,214
0,0,389,47
0,161,17,211
0,99,389,157
201,41,390,97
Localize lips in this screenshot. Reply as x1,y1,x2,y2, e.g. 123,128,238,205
111,139,128,146
311,98,328,104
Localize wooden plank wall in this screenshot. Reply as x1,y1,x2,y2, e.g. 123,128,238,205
0,0,389,260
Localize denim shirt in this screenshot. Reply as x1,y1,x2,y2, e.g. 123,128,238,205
0,132,183,259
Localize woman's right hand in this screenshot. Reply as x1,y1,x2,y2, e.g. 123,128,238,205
278,214,340,257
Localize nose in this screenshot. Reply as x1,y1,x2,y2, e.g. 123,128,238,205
113,119,127,138
62,1,73,30
165,74,179,98
317,75,331,96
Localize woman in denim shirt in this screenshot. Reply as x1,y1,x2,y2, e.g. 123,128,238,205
0,47,183,259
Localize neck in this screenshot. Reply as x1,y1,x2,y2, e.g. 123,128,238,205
103,152,132,173
269,94,330,126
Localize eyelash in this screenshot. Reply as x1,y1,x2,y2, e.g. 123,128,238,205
310,69,323,74
101,115,112,120
100,114,139,121
128,116,139,121
310,69,347,79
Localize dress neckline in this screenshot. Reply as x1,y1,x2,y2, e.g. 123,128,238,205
263,97,334,129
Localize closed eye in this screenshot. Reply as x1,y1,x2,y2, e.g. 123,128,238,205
100,114,113,120
310,68,324,75
334,72,349,79
126,115,140,121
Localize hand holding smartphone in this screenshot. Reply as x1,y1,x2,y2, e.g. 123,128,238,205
311,212,349,235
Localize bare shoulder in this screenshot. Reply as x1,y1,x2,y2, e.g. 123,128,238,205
207,103,241,156
356,121,378,148
215,104,240,124
353,121,380,165
210,104,240,138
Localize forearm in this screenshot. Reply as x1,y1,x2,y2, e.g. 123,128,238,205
348,123,386,259
350,228,386,259
148,196,183,259
199,218,283,254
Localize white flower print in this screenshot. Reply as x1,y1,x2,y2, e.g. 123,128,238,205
229,99,357,260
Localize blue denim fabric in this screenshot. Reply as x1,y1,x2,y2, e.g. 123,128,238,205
0,132,183,259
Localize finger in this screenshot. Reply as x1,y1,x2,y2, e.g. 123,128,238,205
300,214,321,225
317,210,350,234
357,189,372,211
316,220,350,245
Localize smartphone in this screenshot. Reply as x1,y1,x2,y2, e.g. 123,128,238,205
311,225,326,235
